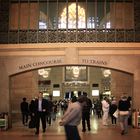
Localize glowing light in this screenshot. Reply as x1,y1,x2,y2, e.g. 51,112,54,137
42,71,49,78
73,66,80,78
38,69,45,75
38,68,51,78
103,69,111,77
106,22,111,29
59,3,85,29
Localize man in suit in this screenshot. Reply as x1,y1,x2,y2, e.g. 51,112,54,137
33,92,48,135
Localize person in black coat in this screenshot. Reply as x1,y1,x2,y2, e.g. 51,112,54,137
33,92,48,135
46,95,54,126
118,94,131,135
82,92,92,132
109,99,117,125
28,99,36,128
20,97,29,126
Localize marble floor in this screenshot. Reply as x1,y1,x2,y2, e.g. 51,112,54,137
0,114,140,140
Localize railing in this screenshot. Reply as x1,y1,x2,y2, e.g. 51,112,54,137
0,29,139,44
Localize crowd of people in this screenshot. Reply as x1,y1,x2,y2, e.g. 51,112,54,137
20,92,132,138
20,92,59,134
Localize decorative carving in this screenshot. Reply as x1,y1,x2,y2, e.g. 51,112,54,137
57,30,67,43
67,30,76,42
125,29,135,42
106,29,115,42
9,30,18,44
28,30,37,43
38,30,48,43
48,30,57,43
86,29,96,42
19,30,28,43
97,29,106,42
116,29,125,42
77,29,86,42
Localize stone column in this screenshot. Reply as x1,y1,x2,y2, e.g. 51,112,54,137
133,69,140,109
0,58,10,126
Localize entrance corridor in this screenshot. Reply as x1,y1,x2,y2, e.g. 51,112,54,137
0,114,140,140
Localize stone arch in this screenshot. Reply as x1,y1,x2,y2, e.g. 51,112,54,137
9,63,134,127
0,52,140,128
4,56,136,76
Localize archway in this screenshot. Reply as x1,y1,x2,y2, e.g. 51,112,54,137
10,65,133,127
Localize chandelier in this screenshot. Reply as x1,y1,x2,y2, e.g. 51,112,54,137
72,66,80,78
102,69,111,77
38,68,51,78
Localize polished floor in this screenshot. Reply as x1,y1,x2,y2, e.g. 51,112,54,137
0,113,140,140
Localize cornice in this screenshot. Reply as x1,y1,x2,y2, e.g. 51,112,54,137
0,43,140,56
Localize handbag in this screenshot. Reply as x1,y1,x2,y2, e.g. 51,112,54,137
28,117,35,128
119,111,129,116
113,109,119,118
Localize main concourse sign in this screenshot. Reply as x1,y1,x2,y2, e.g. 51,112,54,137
4,55,136,76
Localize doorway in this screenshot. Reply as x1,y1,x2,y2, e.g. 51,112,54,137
10,66,133,126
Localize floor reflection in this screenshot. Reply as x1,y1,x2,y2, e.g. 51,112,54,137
0,112,140,140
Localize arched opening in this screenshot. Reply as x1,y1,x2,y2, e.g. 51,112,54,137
59,3,86,29
9,65,133,129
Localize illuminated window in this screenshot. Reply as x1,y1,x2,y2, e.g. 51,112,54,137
39,21,47,29
106,21,111,29
59,3,85,29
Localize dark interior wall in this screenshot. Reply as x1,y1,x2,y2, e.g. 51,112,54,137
0,0,9,43
134,0,140,41
0,0,140,43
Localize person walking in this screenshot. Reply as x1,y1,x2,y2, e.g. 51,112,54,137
82,92,92,132
95,99,102,119
34,92,48,135
101,97,110,126
20,97,29,126
118,93,131,135
52,100,58,121
59,95,87,140
28,99,36,129
46,95,53,126
109,98,117,125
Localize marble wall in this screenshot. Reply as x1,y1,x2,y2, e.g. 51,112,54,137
0,43,140,127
